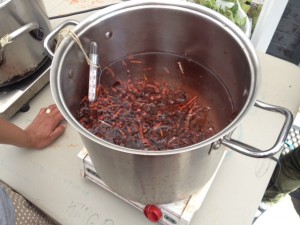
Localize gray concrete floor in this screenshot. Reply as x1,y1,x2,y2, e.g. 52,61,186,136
253,194,300,225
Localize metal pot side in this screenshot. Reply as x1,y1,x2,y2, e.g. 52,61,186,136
81,134,226,204
0,0,52,87
49,0,259,204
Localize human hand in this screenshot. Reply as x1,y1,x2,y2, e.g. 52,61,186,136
24,104,66,149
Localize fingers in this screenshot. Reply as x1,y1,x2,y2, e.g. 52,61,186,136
44,104,66,133
39,104,58,117
26,104,67,149
43,104,59,116
49,124,67,141
43,104,65,123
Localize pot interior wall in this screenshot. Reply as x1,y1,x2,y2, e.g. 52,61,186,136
59,6,253,132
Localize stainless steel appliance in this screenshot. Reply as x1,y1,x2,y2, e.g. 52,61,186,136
0,0,53,119
0,0,53,87
0,58,51,119
78,148,226,225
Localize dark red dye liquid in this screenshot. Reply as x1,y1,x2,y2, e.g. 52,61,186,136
77,53,234,151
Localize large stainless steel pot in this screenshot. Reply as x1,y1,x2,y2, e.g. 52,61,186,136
45,0,293,204
0,0,52,87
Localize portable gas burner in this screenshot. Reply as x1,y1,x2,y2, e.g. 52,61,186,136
78,149,225,225
0,57,51,119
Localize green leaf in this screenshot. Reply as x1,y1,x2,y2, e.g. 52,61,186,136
222,0,236,2
230,3,239,15
193,0,248,30
235,15,247,27
224,9,235,22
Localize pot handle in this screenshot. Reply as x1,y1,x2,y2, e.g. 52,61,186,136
0,22,41,63
0,22,40,48
221,100,293,158
44,20,79,58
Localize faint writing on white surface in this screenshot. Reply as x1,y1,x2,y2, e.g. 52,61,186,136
66,200,115,225
30,160,90,196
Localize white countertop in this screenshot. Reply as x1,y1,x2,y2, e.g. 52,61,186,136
0,50,300,225
1,1,300,225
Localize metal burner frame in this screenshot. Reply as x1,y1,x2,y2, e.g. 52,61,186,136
0,59,51,119
78,149,226,225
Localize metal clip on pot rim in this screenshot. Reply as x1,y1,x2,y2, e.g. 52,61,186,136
221,100,293,158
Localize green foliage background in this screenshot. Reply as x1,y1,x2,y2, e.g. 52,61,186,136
192,0,263,34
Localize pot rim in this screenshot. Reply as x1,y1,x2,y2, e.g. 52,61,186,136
50,0,260,156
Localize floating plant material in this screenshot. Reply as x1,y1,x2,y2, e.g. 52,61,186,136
77,52,234,151
78,77,216,151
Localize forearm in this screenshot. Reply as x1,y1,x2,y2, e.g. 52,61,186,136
0,118,31,148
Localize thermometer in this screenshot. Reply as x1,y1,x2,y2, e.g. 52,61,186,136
88,41,99,102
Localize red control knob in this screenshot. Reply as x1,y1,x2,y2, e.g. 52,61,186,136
143,205,163,223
